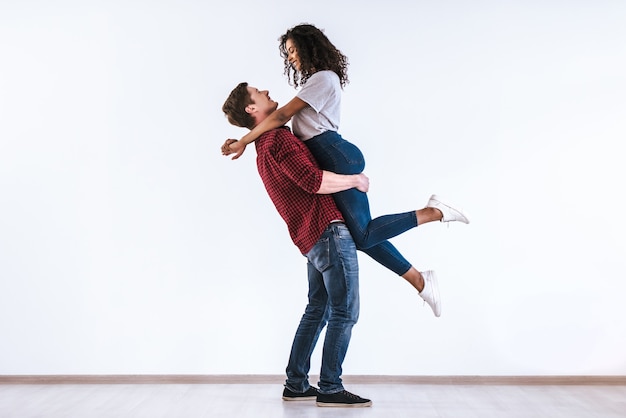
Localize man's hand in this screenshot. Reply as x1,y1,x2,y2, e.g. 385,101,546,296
221,139,247,160
355,173,369,193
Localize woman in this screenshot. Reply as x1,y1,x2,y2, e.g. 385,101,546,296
222,24,469,317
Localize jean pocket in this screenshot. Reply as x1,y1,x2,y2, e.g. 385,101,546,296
307,236,330,272
332,223,353,240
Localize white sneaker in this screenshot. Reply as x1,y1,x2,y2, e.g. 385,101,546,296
427,194,470,224
419,270,441,317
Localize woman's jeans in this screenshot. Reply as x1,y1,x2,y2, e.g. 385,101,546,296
305,130,416,276
285,223,359,395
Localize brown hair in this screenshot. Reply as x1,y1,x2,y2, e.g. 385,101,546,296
279,23,349,88
222,82,255,130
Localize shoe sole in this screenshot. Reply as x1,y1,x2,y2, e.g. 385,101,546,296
282,396,317,401
316,401,372,407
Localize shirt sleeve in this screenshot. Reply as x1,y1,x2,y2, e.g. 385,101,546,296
296,71,335,113
270,129,323,194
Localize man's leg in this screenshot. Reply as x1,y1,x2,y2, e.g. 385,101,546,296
284,236,330,394
317,224,359,394
315,223,371,407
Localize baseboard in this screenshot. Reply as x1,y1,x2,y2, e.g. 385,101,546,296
1,375,625,385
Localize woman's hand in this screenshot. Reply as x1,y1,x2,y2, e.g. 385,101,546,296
221,139,247,160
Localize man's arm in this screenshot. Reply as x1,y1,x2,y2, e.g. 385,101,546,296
261,127,369,195
317,171,369,194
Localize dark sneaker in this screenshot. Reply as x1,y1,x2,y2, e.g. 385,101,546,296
282,386,319,401
316,390,372,407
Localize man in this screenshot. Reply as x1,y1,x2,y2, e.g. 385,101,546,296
222,82,372,407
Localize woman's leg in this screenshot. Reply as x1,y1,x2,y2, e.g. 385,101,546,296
332,188,418,249
305,131,418,248
305,131,445,316
332,188,412,275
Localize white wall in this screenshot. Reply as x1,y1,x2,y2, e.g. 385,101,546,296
1,0,625,376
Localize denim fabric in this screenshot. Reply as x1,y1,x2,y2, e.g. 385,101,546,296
285,223,359,394
305,130,417,275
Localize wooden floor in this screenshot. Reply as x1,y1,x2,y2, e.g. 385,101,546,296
1,381,625,418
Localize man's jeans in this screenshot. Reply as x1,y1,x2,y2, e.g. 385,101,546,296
305,130,417,276
285,223,359,395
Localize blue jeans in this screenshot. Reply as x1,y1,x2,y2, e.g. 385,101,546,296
305,130,416,276
285,223,359,395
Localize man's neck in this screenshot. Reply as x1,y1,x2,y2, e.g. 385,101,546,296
253,116,268,127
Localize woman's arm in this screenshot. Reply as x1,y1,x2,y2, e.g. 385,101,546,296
224,96,308,160
242,96,307,145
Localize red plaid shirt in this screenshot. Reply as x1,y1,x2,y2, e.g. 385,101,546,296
255,126,344,254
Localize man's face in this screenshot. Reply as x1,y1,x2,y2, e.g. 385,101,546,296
246,86,278,119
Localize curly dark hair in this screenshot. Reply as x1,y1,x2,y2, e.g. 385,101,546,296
279,23,349,89
222,82,255,130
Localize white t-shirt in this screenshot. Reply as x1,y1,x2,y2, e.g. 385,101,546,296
292,70,341,141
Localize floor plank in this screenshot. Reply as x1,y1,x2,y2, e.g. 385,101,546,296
1,383,625,417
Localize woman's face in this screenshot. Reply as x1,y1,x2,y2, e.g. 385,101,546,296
285,38,301,72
